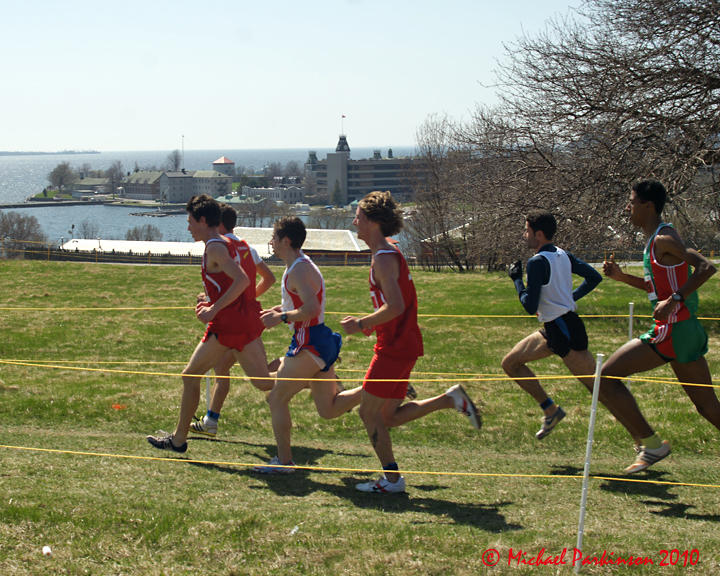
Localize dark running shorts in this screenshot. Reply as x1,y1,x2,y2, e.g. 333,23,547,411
540,310,589,358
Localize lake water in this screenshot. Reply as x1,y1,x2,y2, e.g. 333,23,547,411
0,146,414,242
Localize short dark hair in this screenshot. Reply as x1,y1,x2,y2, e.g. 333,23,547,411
274,216,306,249
632,180,666,214
358,190,403,237
186,194,220,227
219,203,237,231
526,210,557,241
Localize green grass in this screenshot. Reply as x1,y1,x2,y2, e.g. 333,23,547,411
1,260,720,575
29,189,72,200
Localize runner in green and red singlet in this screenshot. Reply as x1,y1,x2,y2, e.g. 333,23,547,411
603,180,720,474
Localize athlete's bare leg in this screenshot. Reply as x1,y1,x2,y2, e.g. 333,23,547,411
208,349,235,413
266,351,318,464
502,331,557,416
562,348,641,442
358,391,404,482
310,366,362,419
599,339,666,440
381,393,454,427
233,337,273,392
672,357,720,432
174,336,230,444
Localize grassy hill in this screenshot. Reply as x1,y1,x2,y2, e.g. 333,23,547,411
1,260,719,575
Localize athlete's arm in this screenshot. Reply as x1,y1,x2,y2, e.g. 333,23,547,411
261,261,321,327
254,260,276,297
516,255,548,315
652,232,716,321
197,242,250,323
568,253,602,301
602,255,647,290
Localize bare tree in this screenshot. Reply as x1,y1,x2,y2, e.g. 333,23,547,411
488,0,720,250
78,219,99,239
412,0,720,270
235,199,282,228
126,224,163,241
79,163,93,178
409,114,483,271
48,162,77,190
307,208,352,229
283,160,302,178
164,150,182,172
0,211,48,259
264,162,283,178
303,171,318,196
330,181,344,206
105,161,125,198
0,211,47,242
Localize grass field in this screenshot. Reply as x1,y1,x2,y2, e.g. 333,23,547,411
1,259,719,575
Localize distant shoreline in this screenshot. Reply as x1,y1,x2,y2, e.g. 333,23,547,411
0,150,100,157
0,199,175,210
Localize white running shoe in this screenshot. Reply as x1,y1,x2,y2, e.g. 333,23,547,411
535,406,566,440
355,475,406,493
445,384,481,429
189,415,218,437
624,441,671,474
253,456,296,475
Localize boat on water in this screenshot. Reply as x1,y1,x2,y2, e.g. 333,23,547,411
130,207,186,217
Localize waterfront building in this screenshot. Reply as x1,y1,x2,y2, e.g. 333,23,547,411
192,170,233,197
304,135,424,204
156,161,234,203
159,170,195,203
71,176,109,196
123,171,163,200
212,156,236,177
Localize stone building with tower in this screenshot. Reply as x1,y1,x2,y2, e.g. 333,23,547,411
304,135,424,205
212,156,236,177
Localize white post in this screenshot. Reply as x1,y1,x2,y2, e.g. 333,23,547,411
627,302,634,388
575,353,604,574
205,372,212,412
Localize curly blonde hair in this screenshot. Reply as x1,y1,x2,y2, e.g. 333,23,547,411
358,191,403,237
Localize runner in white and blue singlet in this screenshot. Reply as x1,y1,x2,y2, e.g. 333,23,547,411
503,211,601,441
254,217,363,474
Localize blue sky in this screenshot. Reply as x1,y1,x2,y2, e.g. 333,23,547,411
1,0,579,151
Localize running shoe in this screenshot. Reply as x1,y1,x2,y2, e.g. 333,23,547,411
355,475,406,493
624,440,671,474
445,384,481,429
146,432,187,453
190,415,218,437
253,456,296,475
406,383,418,400
535,406,566,440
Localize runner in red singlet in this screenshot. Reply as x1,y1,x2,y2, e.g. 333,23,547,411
146,195,271,453
341,191,480,494
190,203,276,437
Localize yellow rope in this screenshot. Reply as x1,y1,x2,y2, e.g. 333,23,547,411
2,358,719,389
0,443,717,490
